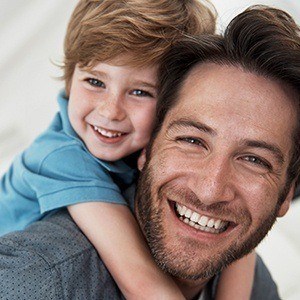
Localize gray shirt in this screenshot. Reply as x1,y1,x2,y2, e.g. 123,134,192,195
0,210,280,300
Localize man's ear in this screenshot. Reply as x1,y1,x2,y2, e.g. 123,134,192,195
137,148,147,171
277,182,295,217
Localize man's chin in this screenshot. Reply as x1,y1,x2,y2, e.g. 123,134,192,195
149,237,234,281
149,214,279,282
135,160,281,283
142,207,276,282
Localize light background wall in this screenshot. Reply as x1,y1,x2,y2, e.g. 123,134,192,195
0,1,299,298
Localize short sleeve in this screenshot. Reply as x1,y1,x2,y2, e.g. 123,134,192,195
23,144,127,213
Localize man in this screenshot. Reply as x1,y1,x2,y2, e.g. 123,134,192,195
0,6,299,300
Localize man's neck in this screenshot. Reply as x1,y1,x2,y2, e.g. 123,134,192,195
174,277,211,300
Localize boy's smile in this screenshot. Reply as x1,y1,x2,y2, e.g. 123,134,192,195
91,125,128,144
68,59,158,161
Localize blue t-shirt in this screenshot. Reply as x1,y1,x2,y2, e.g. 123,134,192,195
0,92,136,236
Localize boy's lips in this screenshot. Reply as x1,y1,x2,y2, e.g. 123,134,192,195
93,125,127,137
90,125,128,144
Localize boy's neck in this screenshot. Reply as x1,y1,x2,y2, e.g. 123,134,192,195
123,150,141,169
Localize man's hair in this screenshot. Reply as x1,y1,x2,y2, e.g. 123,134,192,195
152,6,300,188
62,0,216,96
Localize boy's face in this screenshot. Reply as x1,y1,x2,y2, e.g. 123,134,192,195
68,59,158,161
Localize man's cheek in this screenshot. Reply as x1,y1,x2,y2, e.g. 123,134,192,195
250,187,279,213
151,151,191,183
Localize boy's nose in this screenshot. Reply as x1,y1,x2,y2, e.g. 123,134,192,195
97,97,126,121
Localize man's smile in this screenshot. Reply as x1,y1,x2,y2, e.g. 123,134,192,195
175,202,229,234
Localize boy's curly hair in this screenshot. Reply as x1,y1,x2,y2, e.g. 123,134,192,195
62,0,216,95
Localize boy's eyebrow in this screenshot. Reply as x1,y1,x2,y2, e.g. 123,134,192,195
133,80,157,89
81,69,157,89
85,69,109,80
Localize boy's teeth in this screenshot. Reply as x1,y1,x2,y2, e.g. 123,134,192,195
93,125,123,138
175,203,229,234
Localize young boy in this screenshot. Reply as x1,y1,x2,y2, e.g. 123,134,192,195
0,0,255,298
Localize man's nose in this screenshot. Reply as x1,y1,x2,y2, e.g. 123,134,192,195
97,94,126,121
188,156,236,206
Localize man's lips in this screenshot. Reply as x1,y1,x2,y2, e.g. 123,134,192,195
174,202,232,234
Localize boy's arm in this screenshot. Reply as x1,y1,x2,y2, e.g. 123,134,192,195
68,202,185,300
215,251,256,300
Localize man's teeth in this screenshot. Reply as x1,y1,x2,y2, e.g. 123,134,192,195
93,125,123,138
175,203,228,234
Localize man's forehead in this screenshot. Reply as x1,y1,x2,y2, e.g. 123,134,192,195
166,62,297,120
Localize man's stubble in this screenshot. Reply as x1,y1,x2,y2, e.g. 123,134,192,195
135,158,286,281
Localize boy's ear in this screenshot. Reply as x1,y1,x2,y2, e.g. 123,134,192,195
138,148,147,171
277,182,295,218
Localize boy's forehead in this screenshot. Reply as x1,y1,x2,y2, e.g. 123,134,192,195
75,59,159,88
79,53,160,72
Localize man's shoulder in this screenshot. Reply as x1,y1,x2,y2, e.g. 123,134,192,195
250,255,281,300
206,255,281,300
0,210,124,300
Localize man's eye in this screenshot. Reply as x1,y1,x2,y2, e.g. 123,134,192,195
177,137,206,148
243,156,272,170
131,89,153,97
87,78,105,88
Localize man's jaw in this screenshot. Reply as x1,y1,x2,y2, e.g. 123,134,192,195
136,168,278,291
135,173,252,287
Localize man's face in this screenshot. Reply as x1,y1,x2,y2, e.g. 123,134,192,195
135,63,296,281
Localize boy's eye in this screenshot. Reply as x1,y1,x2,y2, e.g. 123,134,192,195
87,78,105,88
131,89,153,98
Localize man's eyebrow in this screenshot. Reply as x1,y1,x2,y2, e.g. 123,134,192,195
243,140,285,165
167,119,216,135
